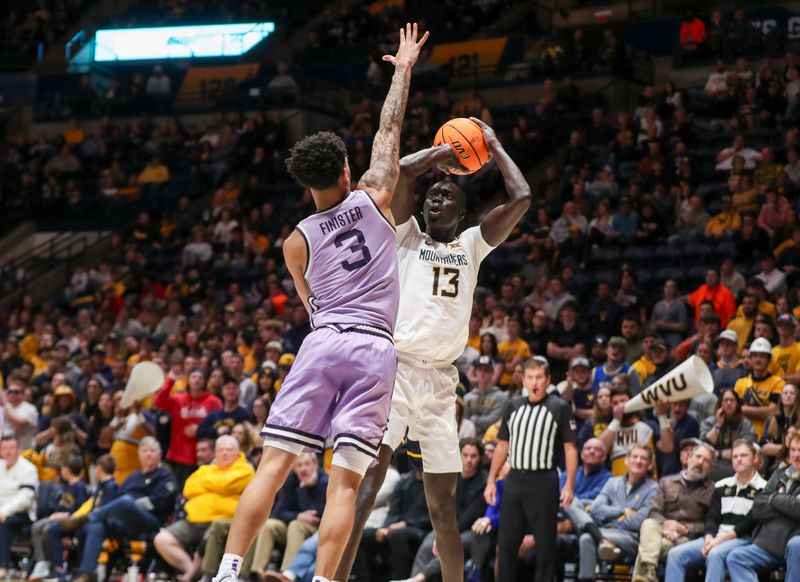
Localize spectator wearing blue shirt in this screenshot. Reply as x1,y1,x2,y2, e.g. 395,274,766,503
54,438,178,582
577,444,658,580
45,455,120,580
560,438,613,531
29,456,90,580
611,196,638,243
196,378,251,440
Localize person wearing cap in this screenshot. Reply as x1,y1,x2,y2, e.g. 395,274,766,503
684,268,736,328
35,385,89,449
464,356,508,439
650,280,690,350
497,319,531,388
274,354,295,392
589,335,608,367
704,195,742,240
590,336,640,395
631,442,716,582
665,439,765,582
560,357,593,427
770,314,800,384
713,329,746,393
264,340,283,368
734,338,785,440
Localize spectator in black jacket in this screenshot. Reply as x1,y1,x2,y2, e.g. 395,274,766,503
251,453,326,577
55,437,178,582
196,377,250,439
405,439,488,581
727,431,800,580
358,469,432,580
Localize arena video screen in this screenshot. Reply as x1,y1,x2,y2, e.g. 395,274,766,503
93,22,275,61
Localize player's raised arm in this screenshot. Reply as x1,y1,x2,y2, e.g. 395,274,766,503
471,117,533,247
393,144,455,224
358,23,429,219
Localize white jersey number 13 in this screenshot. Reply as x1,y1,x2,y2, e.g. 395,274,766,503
432,266,460,298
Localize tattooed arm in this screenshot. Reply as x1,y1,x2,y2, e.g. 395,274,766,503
358,23,429,223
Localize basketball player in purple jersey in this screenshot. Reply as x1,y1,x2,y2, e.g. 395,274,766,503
212,23,429,582
335,118,531,582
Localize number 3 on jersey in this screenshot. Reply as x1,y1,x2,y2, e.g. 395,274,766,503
334,229,371,272
432,266,459,298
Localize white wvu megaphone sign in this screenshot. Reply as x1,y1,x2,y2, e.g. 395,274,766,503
624,355,714,413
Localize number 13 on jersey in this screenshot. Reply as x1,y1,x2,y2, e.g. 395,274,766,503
432,266,460,298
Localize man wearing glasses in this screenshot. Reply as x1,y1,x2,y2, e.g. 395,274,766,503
1,377,38,450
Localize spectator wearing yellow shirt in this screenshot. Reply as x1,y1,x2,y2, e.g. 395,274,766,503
734,338,785,439
753,147,784,191
770,314,800,384
734,278,775,320
497,319,531,387
704,195,741,240
138,156,170,185
727,293,759,354
632,331,658,384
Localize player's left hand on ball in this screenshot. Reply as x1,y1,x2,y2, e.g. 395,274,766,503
469,117,497,143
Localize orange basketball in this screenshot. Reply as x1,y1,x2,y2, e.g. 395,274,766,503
433,118,490,175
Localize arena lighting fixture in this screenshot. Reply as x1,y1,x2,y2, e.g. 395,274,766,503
93,22,275,61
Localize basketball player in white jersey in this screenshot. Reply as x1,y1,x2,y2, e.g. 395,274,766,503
335,118,531,582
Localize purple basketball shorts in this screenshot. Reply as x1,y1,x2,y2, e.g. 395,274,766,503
261,325,397,461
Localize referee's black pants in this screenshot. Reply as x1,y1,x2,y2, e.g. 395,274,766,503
497,469,559,582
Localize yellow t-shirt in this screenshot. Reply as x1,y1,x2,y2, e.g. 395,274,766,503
770,342,800,378
497,338,531,385
735,300,776,320
734,374,785,439
632,356,656,384
467,334,481,352
727,316,755,354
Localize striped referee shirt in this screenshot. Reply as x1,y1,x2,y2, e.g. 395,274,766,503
498,394,576,472
704,472,767,537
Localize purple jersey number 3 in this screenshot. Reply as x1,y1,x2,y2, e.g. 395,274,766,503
334,228,372,272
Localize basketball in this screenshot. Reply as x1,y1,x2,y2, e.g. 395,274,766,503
433,117,491,175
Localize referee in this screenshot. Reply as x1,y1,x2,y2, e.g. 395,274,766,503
484,356,578,581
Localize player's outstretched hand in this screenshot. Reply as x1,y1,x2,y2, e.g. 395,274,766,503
469,117,499,146
383,22,429,69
